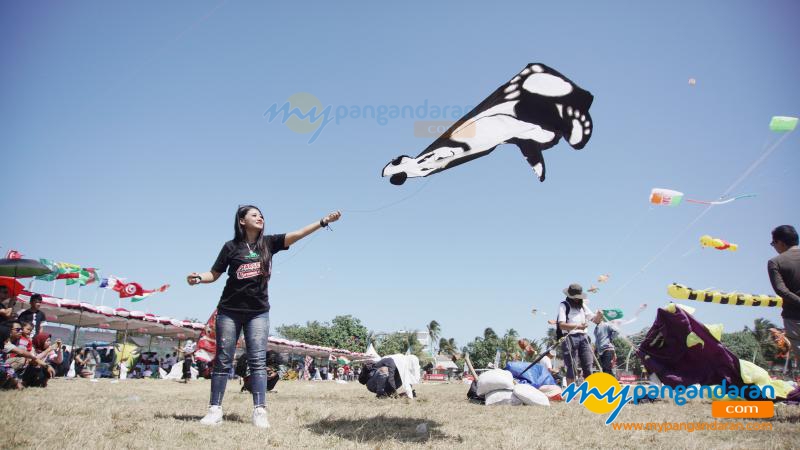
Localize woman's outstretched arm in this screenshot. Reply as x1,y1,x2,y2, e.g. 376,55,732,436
285,211,341,247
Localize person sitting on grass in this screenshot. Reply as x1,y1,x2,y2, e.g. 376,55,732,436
74,348,95,378
2,321,50,383
17,322,33,353
0,325,23,390
25,332,57,387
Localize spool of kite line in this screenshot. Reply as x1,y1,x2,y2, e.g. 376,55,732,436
667,283,782,308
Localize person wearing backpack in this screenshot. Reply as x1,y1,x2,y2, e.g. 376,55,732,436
556,283,594,385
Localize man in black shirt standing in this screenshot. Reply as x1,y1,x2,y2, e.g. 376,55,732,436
767,225,800,371
18,294,46,337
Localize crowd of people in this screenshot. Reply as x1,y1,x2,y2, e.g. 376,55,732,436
1,294,65,389
0,290,192,387
3,219,796,434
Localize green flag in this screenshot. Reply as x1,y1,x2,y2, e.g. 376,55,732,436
66,268,100,286
35,259,59,281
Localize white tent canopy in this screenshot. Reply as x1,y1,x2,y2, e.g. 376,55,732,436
17,291,203,339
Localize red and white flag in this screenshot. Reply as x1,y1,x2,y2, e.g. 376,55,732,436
116,282,144,298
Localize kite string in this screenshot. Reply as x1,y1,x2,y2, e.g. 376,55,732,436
600,206,653,269
610,131,792,301
275,179,432,267
276,179,432,266
274,232,321,267
342,178,432,214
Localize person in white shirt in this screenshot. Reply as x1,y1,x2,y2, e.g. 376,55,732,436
538,348,559,377
556,283,594,385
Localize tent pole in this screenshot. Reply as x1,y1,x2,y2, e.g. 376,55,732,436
122,321,130,346
69,309,84,365
148,335,153,353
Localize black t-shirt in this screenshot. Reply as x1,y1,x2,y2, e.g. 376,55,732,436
212,234,288,314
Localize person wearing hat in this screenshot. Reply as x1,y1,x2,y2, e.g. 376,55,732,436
538,348,560,381
592,310,621,375
557,283,594,385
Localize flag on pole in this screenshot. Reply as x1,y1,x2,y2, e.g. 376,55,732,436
55,262,81,280
131,284,169,302
36,259,60,281
4,250,23,259
99,276,121,290
114,281,168,301
115,282,144,298
303,355,312,380
66,268,100,286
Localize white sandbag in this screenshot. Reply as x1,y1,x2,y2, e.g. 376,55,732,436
485,389,522,406
513,384,550,407
476,369,514,396
164,362,198,380
538,384,562,398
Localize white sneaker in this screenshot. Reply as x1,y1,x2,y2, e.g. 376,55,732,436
252,407,270,429
200,406,223,426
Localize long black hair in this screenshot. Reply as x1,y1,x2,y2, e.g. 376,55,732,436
0,324,10,348
234,205,271,284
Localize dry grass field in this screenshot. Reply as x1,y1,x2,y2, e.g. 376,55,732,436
1,378,798,449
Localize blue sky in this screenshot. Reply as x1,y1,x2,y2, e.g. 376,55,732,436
2,0,798,348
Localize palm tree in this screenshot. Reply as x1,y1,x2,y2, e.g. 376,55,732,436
438,337,459,361
483,327,498,341
746,318,779,363
501,329,521,365
438,337,450,355
427,320,441,355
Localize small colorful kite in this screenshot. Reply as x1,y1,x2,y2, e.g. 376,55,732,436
649,188,755,207
587,285,600,294
597,274,610,283
649,188,684,206
601,309,623,321
700,235,738,251
769,116,798,132
769,328,790,359
616,303,648,326
667,283,782,307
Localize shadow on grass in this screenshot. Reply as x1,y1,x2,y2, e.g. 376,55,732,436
307,414,457,443
774,413,800,424
154,412,248,423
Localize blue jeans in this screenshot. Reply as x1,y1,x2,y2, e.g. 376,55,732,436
561,334,594,380
210,309,269,407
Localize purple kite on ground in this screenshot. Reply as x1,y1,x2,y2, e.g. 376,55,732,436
636,307,745,388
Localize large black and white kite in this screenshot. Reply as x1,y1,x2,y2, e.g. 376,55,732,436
382,63,594,185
